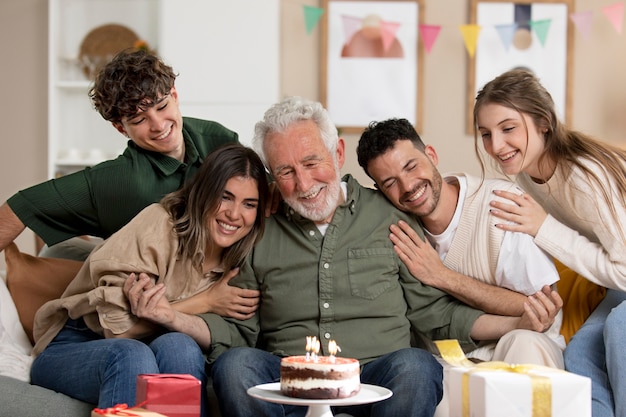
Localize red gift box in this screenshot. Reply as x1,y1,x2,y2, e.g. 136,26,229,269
136,374,201,417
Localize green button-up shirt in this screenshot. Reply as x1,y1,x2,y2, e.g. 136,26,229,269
202,175,483,365
8,117,238,245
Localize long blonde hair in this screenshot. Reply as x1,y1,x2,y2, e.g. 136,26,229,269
473,69,626,238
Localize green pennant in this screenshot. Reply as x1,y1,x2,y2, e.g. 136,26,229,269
303,5,324,35
530,19,552,47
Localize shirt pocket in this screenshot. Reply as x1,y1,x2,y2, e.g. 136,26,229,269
347,247,398,300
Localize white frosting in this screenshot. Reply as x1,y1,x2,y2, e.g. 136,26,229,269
280,356,360,397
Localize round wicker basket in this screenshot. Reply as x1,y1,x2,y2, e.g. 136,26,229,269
78,23,139,79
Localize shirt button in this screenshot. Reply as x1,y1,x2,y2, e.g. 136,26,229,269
324,333,331,339
323,263,330,269
309,230,315,236
323,302,330,308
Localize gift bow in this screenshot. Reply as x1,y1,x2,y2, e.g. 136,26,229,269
435,339,554,417
92,404,140,416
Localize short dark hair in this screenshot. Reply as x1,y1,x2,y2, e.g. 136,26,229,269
89,49,177,123
357,118,425,177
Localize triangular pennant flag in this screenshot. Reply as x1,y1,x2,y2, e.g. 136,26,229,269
341,14,362,43
570,11,594,41
419,24,441,54
494,23,517,51
602,2,624,34
303,5,324,35
529,19,552,47
459,24,481,57
380,20,401,52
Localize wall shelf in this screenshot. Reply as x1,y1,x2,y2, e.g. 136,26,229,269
49,0,279,179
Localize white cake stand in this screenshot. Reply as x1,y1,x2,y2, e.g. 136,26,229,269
247,382,393,417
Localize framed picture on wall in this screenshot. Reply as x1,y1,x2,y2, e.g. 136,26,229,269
321,0,424,133
466,0,574,133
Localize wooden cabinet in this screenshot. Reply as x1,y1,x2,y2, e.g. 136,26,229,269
48,0,279,178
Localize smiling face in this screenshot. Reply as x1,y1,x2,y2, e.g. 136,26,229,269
476,103,548,179
367,139,443,218
264,119,345,224
113,87,185,161
208,176,260,251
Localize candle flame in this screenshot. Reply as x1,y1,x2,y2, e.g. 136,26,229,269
328,340,341,356
305,336,319,361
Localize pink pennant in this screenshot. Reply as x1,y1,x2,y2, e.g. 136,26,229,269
419,24,441,54
602,2,624,34
570,11,594,41
380,20,401,52
341,14,362,43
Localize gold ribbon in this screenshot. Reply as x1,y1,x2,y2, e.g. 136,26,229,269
435,339,553,417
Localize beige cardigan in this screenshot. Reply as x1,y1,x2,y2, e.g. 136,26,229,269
32,204,215,355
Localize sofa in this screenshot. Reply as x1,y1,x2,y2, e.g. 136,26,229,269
0,244,223,417
0,243,603,417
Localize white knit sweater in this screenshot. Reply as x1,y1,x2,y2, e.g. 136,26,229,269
518,157,626,291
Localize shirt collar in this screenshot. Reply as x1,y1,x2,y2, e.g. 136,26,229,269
127,130,202,176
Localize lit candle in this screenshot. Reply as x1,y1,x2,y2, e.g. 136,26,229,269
312,338,320,362
328,340,341,363
305,336,318,361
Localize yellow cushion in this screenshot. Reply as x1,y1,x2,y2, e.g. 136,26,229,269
555,259,606,344
4,242,83,344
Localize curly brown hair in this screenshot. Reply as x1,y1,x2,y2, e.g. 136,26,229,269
88,49,177,123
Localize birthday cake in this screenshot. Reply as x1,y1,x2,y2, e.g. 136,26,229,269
280,338,360,399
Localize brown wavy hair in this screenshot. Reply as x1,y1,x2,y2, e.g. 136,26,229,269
89,49,177,123
160,143,269,274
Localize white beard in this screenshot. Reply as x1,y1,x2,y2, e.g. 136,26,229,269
285,167,342,223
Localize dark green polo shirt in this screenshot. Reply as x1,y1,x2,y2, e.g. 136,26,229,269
8,117,238,245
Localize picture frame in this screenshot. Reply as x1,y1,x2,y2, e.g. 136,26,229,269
466,0,574,133
320,0,424,133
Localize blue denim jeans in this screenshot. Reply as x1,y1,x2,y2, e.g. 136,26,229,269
211,347,443,417
564,289,626,417
31,318,208,415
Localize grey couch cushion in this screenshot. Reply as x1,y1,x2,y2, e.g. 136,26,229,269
0,375,93,417
0,375,222,417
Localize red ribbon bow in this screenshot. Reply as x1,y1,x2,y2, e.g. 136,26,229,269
92,404,140,416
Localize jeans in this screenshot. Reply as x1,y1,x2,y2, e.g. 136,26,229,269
211,347,443,417
31,318,208,415
564,289,626,417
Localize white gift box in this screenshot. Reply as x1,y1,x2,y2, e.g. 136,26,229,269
446,364,591,417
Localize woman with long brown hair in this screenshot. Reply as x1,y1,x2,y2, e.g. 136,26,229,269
474,69,626,417
30,143,269,416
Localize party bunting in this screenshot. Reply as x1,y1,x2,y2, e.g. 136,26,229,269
303,5,324,35
341,14,362,43
494,23,517,51
602,2,624,34
419,24,441,54
380,20,402,52
292,0,626,54
530,19,552,47
570,11,594,41
460,24,481,57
